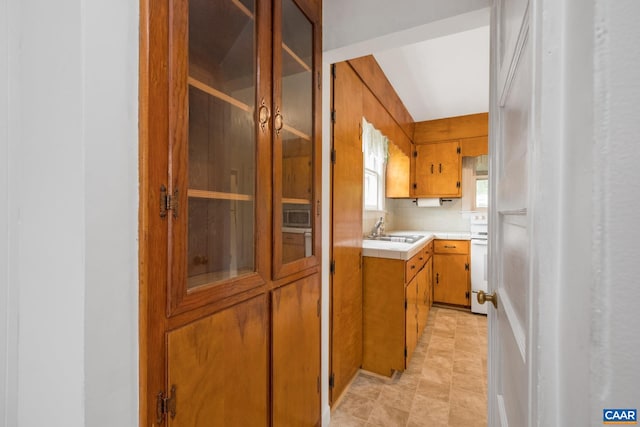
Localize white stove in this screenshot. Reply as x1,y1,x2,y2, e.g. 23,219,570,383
470,215,488,314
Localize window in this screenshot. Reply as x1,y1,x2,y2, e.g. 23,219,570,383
462,154,489,211
362,119,388,211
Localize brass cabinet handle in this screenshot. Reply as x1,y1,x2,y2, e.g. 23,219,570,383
430,164,434,174
444,245,456,249
274,107,283,135
258,99,270,132
477,290,498,309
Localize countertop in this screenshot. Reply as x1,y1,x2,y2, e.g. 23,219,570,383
362,230,471,260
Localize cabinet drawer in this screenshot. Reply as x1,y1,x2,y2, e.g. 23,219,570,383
423,240,434,259
405,251,427,283
434,239,469,254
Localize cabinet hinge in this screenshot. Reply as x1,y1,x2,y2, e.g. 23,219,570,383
329,373,335,389
404,346,407,357
317,376,321,393
331,63,336,79
331,148,336,164
413,150,417,158
317,299,321,317
456,181,461,188
465,291,470,300
404,299,408,310
331,110,336,123
456,146,461,154
330,260,336,275
465,263,469,271
160,185,179,218
156,385,177,423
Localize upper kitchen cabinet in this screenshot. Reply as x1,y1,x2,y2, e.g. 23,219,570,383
412,113,488,198
412,140,462,198
273,0,322,279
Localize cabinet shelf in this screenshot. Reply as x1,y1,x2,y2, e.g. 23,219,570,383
282,198,311,205
188,189,254,201
188,77,251,112
230,0,311,72
188,76,311,142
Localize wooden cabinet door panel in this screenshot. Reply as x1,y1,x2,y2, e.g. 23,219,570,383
414,143,438,196
433,254,469,306
405,276,419,366
433,141,461,195
272,275,321,426
167,295,268,427
331,61,364,403
417,265,430,337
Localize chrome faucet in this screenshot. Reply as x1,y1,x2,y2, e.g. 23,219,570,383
369,216,385,238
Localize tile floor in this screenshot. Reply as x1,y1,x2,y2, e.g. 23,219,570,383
330,307,488,427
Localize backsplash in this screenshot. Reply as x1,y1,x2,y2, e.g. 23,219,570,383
385,198,471,232
363,210,390,236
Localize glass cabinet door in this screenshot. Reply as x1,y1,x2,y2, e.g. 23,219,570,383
168,0,268,312
274,0,317,276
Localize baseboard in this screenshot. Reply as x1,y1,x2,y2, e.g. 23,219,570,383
322,404,331,427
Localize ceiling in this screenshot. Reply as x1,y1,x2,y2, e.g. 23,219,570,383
373,25,490,123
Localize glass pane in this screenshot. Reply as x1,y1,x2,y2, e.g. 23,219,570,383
187,0,256,288
280,0,313,263
364,170,379,210
476,178,489,208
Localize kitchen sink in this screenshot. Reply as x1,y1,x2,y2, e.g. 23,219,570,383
365,234,425,244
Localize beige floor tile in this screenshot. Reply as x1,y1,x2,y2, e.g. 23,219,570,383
415,378,451,402
366,403,410,427
348,373,386,401
335,392,376,421
429,335,456,351
377,383,416,412
407,394,450,427
330,410,369,427
448,404,487,427
449,387,487,414
451,371,485,394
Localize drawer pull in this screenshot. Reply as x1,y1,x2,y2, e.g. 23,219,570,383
444,245,456,249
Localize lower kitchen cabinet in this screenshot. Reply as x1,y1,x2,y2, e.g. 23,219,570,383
433,239,470,307
272,274,321,426
362,240,433,376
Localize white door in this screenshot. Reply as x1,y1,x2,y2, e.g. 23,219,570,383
485,0,534,425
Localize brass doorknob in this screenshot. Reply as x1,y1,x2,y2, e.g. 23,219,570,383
477,290,498,309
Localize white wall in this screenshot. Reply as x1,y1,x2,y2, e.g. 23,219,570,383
0,0,138,426
83,1,139,426
324,0,490,54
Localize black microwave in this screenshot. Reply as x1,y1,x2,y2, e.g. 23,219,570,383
283,209,311,228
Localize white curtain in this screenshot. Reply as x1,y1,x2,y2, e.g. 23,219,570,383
362,118,388,170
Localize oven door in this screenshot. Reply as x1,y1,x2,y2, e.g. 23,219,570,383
471,238,488,314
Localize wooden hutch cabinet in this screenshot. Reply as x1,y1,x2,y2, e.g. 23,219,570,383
139,0,322,425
